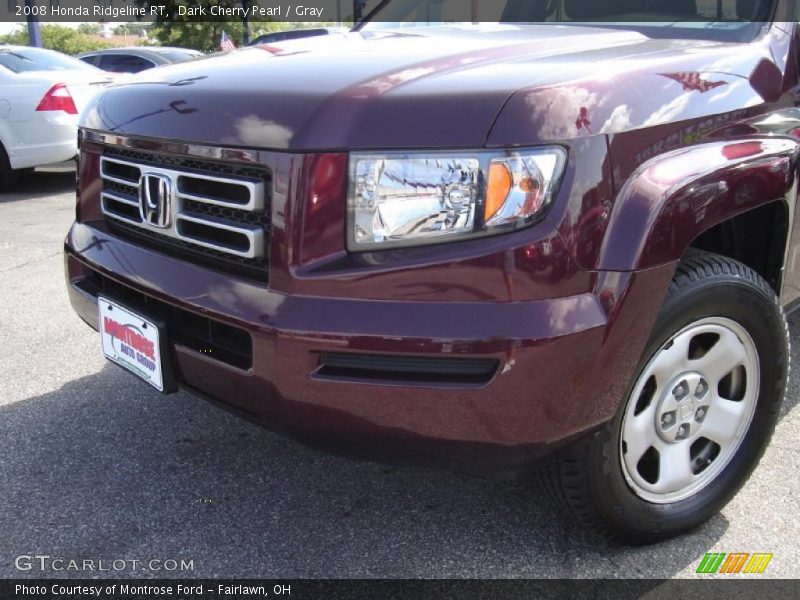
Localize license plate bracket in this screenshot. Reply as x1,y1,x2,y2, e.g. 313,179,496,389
99,295,177,393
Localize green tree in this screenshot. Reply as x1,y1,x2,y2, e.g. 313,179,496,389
114,22,153,36
135,1,344,52
135,1,242,52
0,24,111,54
150,20,244,52
77,23,102,36
0,25,24,43
138,1,320,52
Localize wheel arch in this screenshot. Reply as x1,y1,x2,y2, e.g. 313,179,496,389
689,199,790,294
597,137,800,283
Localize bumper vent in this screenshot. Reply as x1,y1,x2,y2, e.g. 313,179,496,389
316,352,499,386
99,147,271,282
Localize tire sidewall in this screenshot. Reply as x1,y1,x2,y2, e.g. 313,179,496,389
587,275,787,540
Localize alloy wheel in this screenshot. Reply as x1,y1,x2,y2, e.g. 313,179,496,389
619,317,759,504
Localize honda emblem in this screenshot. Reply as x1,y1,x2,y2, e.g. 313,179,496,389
139,172,172,228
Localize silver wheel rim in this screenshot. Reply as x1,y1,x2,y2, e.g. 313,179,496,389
619,317,759,504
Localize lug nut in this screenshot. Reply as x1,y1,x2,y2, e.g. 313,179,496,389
673,382,688,400
696,407,706,421
675,424,690,440
696,380,707,397
661,412,674,427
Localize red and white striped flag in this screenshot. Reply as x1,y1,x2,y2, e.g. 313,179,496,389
660,72,727,93
220,30,236,52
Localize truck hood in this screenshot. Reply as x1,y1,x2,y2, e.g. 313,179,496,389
81,24,771,150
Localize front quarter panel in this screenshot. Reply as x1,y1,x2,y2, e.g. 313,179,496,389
487,21,799,274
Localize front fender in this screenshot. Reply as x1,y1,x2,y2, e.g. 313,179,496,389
598,137,800,271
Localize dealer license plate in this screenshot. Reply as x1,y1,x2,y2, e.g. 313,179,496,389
99,296,165,392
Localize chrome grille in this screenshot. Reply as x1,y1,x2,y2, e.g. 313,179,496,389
98,148,271,280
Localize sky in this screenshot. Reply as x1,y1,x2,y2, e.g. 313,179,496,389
0,22,24,34
0,21,85,35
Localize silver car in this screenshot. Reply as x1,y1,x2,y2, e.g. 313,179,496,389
77,47,203,74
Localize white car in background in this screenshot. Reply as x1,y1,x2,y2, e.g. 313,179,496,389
0,45,115,190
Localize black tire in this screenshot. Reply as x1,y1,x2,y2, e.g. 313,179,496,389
543,250,789,544
0,143,20,192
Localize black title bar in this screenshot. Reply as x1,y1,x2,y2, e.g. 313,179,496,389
0,0,780,23
3,579,800,600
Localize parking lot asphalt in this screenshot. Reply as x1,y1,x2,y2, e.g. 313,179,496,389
1,168,799,580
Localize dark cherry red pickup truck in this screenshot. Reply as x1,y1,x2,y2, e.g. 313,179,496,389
65,0,800,542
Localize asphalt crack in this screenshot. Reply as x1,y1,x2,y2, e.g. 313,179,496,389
0,251,63,274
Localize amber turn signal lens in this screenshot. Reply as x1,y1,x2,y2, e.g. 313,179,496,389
485,162,512,222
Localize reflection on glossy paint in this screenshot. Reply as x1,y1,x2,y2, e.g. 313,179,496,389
354,66,439,96
647,145,727,185
525,86,599,140
545,294,605,335
721,141,764,160
645,140,788,187
642,92,693,128
206,281,286,323
575,107,592,134
225,115,294,149
660,72,728,93
600,105,632,134
168,76,208,87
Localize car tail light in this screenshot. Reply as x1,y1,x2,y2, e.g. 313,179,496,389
36,83,78,115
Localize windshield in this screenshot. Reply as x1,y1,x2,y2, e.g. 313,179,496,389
361,0,775,41
0,47,100,73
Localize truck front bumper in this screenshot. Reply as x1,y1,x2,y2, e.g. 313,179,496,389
65,221,674,469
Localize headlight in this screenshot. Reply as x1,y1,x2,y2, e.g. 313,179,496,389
347,147,566,251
